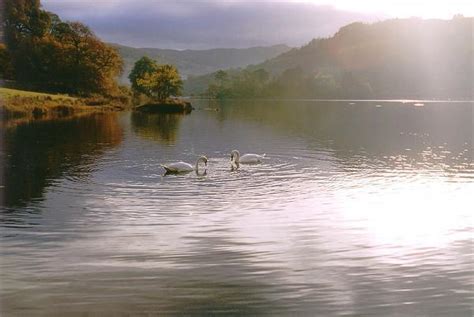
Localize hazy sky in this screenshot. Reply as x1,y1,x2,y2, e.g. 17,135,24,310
41,0,472,50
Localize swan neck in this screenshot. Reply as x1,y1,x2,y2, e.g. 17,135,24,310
195,158,201,171
234,151,240,163
195,156,206,171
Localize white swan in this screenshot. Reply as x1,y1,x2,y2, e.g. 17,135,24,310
230,150,266,165
161,156,208,174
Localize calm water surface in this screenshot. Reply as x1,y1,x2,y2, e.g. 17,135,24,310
1,100,473,315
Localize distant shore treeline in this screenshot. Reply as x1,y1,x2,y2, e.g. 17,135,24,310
1,1,471,102
186,16,473,100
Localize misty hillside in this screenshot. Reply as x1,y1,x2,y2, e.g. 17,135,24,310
186,17,473,99
113,44,291,83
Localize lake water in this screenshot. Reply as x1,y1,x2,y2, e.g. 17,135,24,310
1,100,473,315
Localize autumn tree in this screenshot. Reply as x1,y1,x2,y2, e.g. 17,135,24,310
49,22,123,94
4,0,51,47
3,0,123,95
135,64,183,101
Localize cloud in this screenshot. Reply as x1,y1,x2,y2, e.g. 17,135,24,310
41,0,384,49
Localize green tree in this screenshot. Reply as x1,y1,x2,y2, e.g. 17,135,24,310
206,83,220,99
137,64,183,101
214,70,228,83
271,67,306,97
340,72,373,99
209,70,231,98
128,56,158,95
0,43,14,79
4,0,51,47
252,69,269,83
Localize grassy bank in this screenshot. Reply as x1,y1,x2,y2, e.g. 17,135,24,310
0,87,128,121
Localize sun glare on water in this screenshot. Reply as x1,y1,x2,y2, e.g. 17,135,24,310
335,179,473,262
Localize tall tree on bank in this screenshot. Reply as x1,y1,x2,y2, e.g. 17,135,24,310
3,0,123,95
0,44,14,79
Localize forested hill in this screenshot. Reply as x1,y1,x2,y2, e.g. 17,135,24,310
113,44,291,83
186,17,473,99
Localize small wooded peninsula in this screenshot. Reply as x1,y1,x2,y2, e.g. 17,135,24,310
1,0,129,119
0,0,190,120
128,56,192,114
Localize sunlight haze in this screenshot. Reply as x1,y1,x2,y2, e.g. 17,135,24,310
41,0,471,49
301,0,472,18
1,0,473,315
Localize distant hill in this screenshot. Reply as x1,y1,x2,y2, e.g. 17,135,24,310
113,44,291,84
186,17,473,99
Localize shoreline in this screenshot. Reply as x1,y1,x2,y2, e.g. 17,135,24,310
135,99,194,114
188,97,474,103
0,87,127,122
